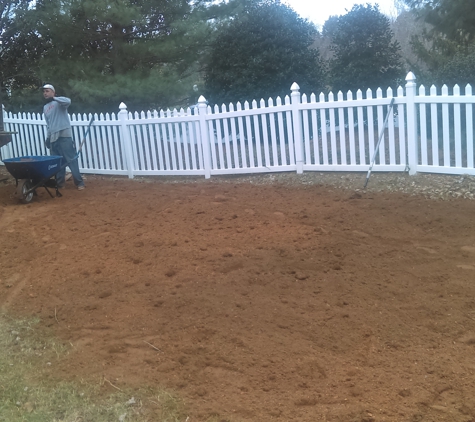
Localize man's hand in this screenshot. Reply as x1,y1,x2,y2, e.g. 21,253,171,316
45,137,51,149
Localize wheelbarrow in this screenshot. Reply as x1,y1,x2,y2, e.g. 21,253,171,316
2,117,94,204
3,155,65,203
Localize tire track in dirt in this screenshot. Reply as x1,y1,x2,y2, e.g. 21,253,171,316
0,205,32,312
1,272,32,312
0,199,57,312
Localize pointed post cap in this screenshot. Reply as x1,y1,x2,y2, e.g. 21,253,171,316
405,72,416,82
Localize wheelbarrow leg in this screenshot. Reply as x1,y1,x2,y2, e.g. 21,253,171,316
43,184,62,198
43,178,62,198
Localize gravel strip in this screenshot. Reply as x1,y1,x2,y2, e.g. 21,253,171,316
133,171,475,201
254,172,475,201
1,165,474,200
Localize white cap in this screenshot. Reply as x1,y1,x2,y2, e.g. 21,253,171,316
42,84,55,91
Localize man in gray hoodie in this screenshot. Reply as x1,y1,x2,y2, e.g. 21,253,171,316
43,84,85,190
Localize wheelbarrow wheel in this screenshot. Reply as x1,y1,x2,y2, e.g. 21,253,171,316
16,179,34,204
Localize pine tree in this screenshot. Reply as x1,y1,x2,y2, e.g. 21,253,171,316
404,0,475,46
2,0,216,113
401,0,475,85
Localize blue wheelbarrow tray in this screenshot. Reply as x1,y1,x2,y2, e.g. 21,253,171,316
3,155,64,203
4,155,63,181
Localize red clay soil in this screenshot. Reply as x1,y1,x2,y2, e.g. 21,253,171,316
1,170,475,422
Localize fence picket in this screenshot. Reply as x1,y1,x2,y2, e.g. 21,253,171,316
429,85,439,167
319,93,329,165
236,103,247,168
346,91,357,166
260,100,271,167
387,88,396,165
366,89,375,165
419,85,428,165
167,114,178,170
267,99,278,166
328,92,338,165
245,102,255,168
310,94,319,166
396,86,406,166
453,85,462,168
338,91,347,165
357,90,366,165
219,110,232,169
252,101,263,168
441,85,451,167
302,94,311,165
466,85,474,169
374,89,384,165
276,97,287,166
174,119,184,170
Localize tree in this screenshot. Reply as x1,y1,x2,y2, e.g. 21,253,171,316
204,0,324,106
2,0,217,113
1,0,52,112
390,9,431,75
0,0,30,99
404,0,475,46
401,0,475,85
323,4,403,94
0,0,21,37
433,46,475,87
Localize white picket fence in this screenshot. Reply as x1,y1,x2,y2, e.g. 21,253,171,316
1,71,475,178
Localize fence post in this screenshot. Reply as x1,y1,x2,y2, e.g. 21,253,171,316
290,83,304,174
405,72,418,175
118,102,135,179
197,95,211,179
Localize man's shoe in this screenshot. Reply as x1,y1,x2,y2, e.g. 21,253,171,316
77,185,85,191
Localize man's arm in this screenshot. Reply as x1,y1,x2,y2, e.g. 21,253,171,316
53,96,71,108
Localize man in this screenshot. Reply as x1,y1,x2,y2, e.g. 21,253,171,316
42,84,85,190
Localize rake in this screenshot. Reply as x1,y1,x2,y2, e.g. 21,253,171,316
364,98,396,189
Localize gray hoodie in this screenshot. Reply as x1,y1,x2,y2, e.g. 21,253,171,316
43,96,73,143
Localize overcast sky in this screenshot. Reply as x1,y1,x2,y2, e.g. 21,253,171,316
282,0,399,27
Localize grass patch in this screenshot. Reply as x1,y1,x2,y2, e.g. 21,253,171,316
0,313,187,422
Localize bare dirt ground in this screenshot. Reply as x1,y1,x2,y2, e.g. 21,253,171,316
1,167,475,422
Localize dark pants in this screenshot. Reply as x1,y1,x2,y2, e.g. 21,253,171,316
51,137,84,188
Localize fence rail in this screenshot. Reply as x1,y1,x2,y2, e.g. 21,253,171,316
1,72,475,179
